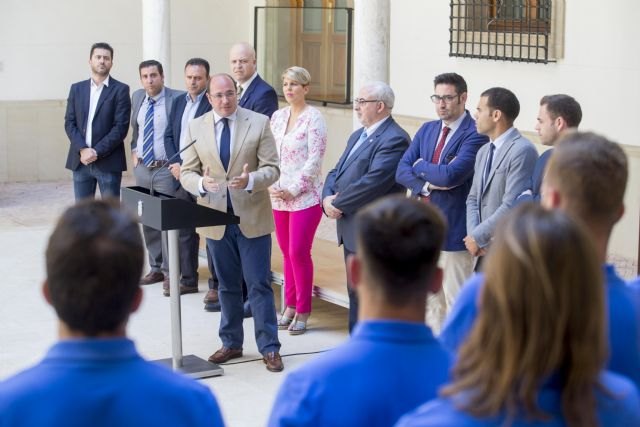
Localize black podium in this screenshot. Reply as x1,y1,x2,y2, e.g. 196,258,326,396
122,186,239,378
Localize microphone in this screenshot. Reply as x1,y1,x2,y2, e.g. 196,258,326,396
150,138,198,197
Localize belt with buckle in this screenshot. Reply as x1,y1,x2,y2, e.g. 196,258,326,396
146,160,166,169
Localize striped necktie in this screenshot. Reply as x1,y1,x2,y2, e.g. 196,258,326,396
142,98,156,166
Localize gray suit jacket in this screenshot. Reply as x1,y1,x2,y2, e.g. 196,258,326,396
466,127,538,248
130,87,183,152
180,107,280,240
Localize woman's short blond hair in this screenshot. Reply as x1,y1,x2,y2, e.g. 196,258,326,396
281,66,311,86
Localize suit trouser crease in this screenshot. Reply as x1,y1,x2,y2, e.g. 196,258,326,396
207,225,280,354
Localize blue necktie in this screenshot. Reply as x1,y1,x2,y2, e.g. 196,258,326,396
142,98,155,166
346,130,368,160
220,118,231,171
482,143,495,189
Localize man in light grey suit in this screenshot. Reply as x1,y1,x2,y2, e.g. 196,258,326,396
130,60,185,288
464,87,537,267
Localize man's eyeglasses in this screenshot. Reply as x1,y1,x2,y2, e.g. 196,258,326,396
353,98,380,106
430,94,459,104
210,91,237,100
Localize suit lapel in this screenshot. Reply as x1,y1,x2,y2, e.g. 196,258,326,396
81,80,91,129
200,112,225,171
337,117,393,178
482,130,521,193
336,131,361,176
229,109,250,171
93,81,113,117
239,76,260,108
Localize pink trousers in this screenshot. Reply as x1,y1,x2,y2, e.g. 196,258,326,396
273,204,322,314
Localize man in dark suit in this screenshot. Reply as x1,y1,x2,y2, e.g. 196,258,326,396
180,74,283,372
396,73,488,332
130,60,184,289
517,94,582,203
465,87,538,266
64,42,131,200
322,81,410,332
229,42,278,317
230,42,278,119
163,58,219,303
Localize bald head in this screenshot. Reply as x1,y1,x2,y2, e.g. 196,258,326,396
229,42,257,84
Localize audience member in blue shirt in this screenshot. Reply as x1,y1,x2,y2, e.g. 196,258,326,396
441,132,640,389
268,195,453,427
0,200,224,427
397,204,640,427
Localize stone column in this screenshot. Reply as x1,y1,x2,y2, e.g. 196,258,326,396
142,0,171,84
352,0,390,129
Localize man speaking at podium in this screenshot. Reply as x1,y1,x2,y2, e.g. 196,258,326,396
180,73,284,373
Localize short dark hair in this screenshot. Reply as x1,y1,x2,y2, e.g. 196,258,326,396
540,94,582,128
481,87,520,124
434,72,467,94
355,195,446,306
139,59,164,76
90,42,114,59
546,131,627,229
45,200,144,336
184,57,210,75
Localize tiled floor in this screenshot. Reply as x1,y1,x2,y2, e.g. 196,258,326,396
0,179,350,427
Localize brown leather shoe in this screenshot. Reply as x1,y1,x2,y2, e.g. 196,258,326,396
208,347,243,364
140,271,164,285
203,289,219,304
163,279,198,297
263,352,284,372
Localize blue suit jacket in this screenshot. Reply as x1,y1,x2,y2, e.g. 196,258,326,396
64,77,131,172
516,148,552,203
164,92,212,164
322,117,410,252
238,74,278,118
396,112,488,251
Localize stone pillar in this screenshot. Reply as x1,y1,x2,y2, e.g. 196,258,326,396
142,0,171,84
352,0,390,129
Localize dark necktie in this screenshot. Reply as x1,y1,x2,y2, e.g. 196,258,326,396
431,126,450,164
220,118,231,171
482,142,495,189
142,98,156,166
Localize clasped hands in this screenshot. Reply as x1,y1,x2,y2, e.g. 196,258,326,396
202,163,250,193
268,186,294,201
80,148,98,165
463,235,487,257
322,194,343,219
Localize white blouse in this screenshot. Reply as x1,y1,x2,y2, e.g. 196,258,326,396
269,106,327,211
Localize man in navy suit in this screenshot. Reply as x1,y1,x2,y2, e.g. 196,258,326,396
396,73,488,331
229,42,278,317
64,42,131,200
230,42,278,119
323,81,410,332
517,94,582,203
163,58,219,304
130,60,184,290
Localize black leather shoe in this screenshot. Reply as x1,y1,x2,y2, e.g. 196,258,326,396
263,352,284,372
208,347,243,364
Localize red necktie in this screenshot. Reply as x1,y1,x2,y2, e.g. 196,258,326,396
431,126,450,164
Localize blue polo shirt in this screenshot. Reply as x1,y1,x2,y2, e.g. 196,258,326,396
268,320,452,427
439,265,640,389
395,371,640,426
0,338,224,427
